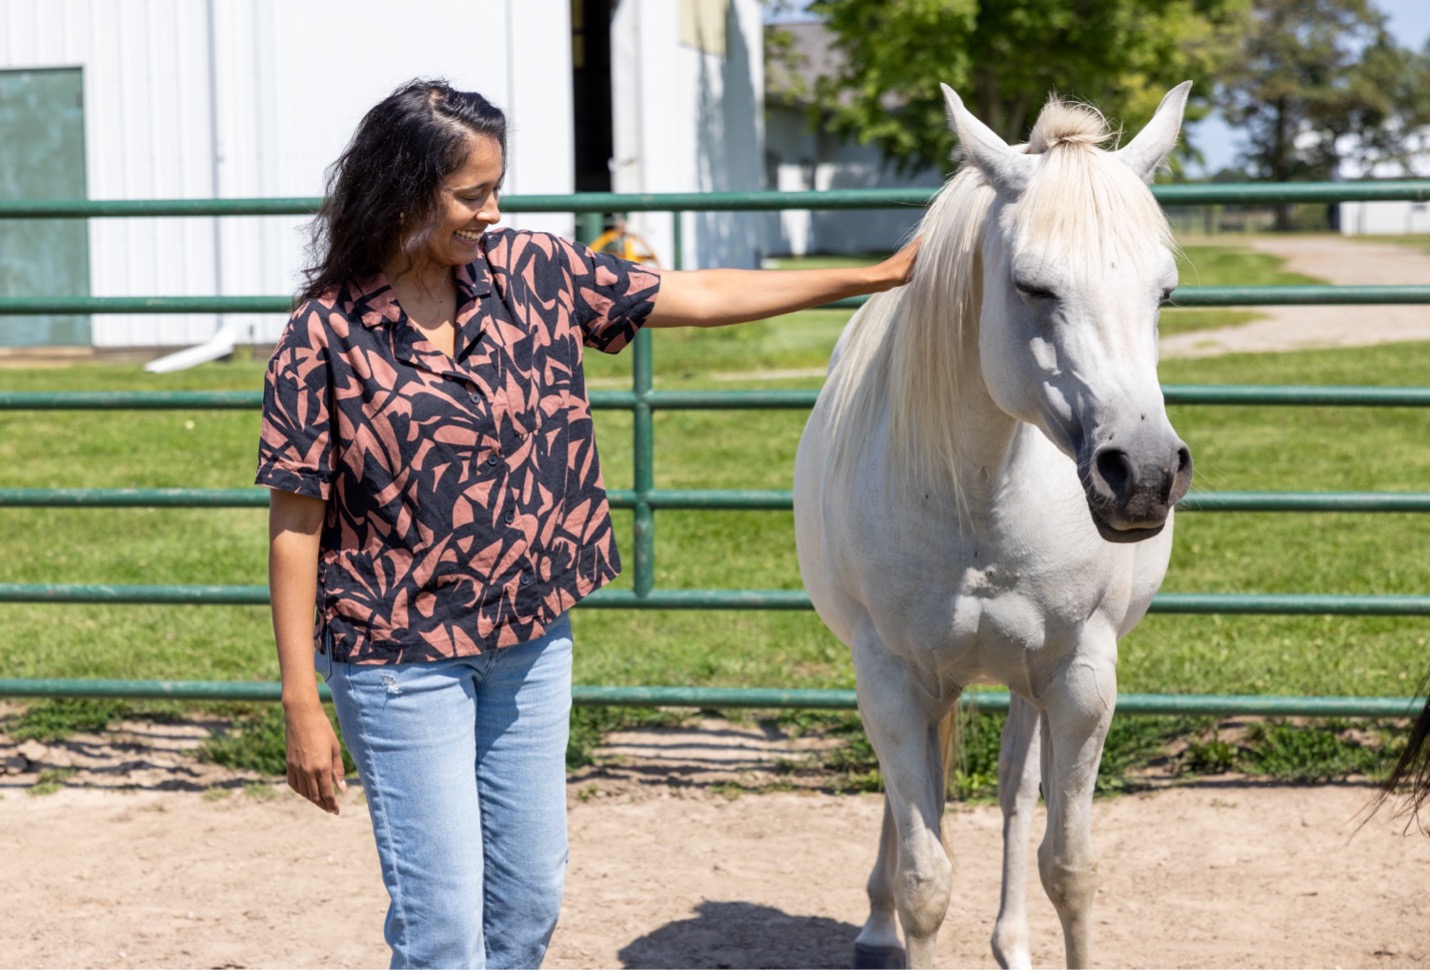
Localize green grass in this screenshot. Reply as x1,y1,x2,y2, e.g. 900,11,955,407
1158,243,1324,337
0,245,1422,788
1172,244,1323,290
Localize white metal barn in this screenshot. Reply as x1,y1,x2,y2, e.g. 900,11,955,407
1336,128,1430,236
762,21,938,258
0,0,766,353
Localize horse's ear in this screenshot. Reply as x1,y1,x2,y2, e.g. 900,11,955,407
942,83,1036,196
1114,81,1193,183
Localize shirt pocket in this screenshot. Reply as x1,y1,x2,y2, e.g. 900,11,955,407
527,379,570,434
320,549,383,621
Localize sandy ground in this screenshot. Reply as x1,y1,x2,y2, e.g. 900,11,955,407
1,715,1428,971
1160,235,1430,358
5,236,1430,970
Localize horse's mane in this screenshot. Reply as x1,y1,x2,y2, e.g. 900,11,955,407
823,95,1174,500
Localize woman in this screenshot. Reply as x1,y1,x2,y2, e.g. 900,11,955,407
257,78,918,969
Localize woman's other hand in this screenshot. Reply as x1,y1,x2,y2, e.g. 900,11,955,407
284,699,347,814
268,488,342,814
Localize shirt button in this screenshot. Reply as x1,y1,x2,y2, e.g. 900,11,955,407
520,572,531,583
503,511,514,524
487,454,499,465
469,391,480,402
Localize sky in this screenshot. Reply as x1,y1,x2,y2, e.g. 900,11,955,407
763,0,1430,176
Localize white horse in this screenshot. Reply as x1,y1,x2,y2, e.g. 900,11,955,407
793,82,1195,969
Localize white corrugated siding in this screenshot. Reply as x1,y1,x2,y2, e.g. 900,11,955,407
0,0,575,348
611,0,768,271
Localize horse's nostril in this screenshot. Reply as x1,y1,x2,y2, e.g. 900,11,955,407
1176,446,1192,474
1095,448,1133,494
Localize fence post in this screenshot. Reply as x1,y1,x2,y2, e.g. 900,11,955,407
631,328,655,597
579,211,604,244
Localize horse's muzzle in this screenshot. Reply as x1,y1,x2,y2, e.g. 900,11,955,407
1082,440,1193,543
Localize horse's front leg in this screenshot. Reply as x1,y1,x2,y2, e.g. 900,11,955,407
853,797,905,969
852,631,955,970
991,693,1042,969
1037,649,1117,969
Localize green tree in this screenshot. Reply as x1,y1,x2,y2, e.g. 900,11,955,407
1215,0,1430,224
792,0,1250,173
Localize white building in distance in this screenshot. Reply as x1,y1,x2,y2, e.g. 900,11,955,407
1336,127,1430,235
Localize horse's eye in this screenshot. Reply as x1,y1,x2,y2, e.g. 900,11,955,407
1015,282,1056,301
1159,286,1176,303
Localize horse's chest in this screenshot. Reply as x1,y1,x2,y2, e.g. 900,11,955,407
915,542,1131,684
953,555,1102,639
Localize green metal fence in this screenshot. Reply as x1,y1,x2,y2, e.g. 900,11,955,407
1,183,1427,718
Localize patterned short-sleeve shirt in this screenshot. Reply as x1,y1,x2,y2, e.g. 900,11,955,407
257,228,661,664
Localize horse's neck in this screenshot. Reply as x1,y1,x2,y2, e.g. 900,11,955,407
947,316,1024,502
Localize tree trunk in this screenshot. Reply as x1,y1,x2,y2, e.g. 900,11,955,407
1272,97,1293,231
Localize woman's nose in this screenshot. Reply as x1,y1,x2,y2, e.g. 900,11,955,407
481,192,501,225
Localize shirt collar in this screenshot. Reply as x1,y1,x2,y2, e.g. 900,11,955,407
349,236,495,330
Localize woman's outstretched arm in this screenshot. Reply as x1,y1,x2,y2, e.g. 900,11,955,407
644,237,920,329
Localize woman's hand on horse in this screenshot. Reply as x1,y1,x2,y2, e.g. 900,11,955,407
284,697,347,815
871,236,922,292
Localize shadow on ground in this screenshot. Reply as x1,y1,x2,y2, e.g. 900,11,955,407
616,900,860,969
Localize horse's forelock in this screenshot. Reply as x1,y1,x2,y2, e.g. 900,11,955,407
1026,96,1113,154
1014,113,1173,269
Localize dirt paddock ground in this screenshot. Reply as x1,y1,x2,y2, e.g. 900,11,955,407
2,716,1428,970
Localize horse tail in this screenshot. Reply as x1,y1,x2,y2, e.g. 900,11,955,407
1364,668,1430,833
1384,670,1430,822
938,703,960,856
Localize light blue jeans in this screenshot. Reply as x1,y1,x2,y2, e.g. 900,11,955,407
321,615,573,970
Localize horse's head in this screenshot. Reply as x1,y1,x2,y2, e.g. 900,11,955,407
943,82,1194,543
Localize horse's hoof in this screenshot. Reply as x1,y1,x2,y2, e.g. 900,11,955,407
853,942,907,969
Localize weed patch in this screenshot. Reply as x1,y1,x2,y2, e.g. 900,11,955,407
29,767,77,796
4,699,138,741
1175,719,1400,783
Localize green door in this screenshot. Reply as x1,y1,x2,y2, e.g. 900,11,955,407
0,68,90,347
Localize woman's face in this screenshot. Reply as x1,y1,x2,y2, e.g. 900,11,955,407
415,134,504,271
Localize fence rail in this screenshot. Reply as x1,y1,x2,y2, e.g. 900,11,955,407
7,486,1430,514
4,181,1430,717
5,284,1430,317
0,678,1416,719
0,179,1426,220
3,584,1430,619
7,385,1430,410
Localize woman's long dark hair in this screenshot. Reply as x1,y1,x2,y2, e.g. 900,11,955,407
298,79,507,301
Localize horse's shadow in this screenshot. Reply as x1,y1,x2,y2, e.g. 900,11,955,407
616,900,860,969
